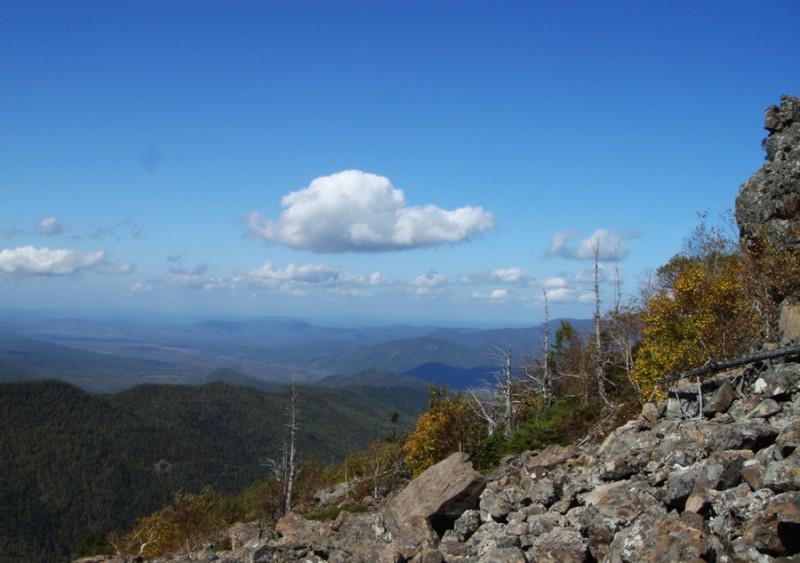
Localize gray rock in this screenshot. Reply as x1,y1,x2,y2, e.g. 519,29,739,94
386,452,485,542
741,491,800,556
691,449,755,493
605,512,713,562
578,480,665,560
641,401,664,425
747,398,783,419
741,458,766,490
528,528,588,563
778,418,800,456
479,490,513,522
453,509,482,541
753,364,800,398
411,548,444,563
704,381,737,416
763,451,800,492
700,420,778,452
477,547,525,563
663,464,701,511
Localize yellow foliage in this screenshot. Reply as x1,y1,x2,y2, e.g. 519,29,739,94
402,391,482,476
111,487,225,558
633,254,761,398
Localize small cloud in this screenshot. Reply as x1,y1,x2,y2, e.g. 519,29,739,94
247,170,495,253
0,246,106,276
130,281,153,293
90,219,145,242
548,228,635,262
463,267,533,285
473,288,510,302
98,260,136,274
38,216,68,236
408,272,448,296
542,276,569,289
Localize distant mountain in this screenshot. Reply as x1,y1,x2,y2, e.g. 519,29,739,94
0,378,427,562
402,362,498,389
0,336,186,392
316,369,428,389
205,367,277,390
0,317,594,391
428,319,595,364
324,337,491,374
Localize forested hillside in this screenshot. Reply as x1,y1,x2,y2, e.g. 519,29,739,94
0,379,427,562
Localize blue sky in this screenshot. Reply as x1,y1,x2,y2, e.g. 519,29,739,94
1,1,799,325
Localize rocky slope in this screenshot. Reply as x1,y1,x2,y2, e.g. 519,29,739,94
79,354,800,562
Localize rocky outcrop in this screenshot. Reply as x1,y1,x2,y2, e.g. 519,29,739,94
140,358,800,562
735,94,800,305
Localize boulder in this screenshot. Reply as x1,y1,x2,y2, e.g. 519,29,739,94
780,302,800,344
605,512,714,562
663,464,701,511
778,418,800,456
703,381,737,416
763,451,800,492
699,420,778,452
578,480,665,560
527,528,588,563
741,491,800,556
385,452,485,541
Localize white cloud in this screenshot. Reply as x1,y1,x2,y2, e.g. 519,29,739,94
542,276,569,289
473,288,510,302
38,216,68,236
408,272,449,296
247,170,495,253
548,228,634,261
0,246,106,276
463,267,533,285
246,261,386,291
98,260,136,274
541,287,594,304
140,260,388,296
548,230,575,257
90,219,145,241
130,281,153,293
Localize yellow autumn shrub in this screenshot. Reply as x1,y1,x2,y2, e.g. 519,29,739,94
633,253,761,398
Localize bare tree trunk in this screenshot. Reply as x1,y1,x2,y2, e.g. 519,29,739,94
284,381,298,514
542,289,553,406
503,346,513,438
593,244,611,408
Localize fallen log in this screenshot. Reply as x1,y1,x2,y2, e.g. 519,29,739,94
659,344,800,385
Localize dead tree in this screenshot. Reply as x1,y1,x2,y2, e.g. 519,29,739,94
260,377,299,516
593,243,613,408
605,266,640,392
468,346,519,437
525,289,559,407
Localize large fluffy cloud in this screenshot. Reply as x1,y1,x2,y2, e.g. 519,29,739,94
247,170,495,253
0,246,106,275
548,228,634,261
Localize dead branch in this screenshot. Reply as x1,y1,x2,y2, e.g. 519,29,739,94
659,344,800,385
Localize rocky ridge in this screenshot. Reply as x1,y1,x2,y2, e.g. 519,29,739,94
80,355,800,562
